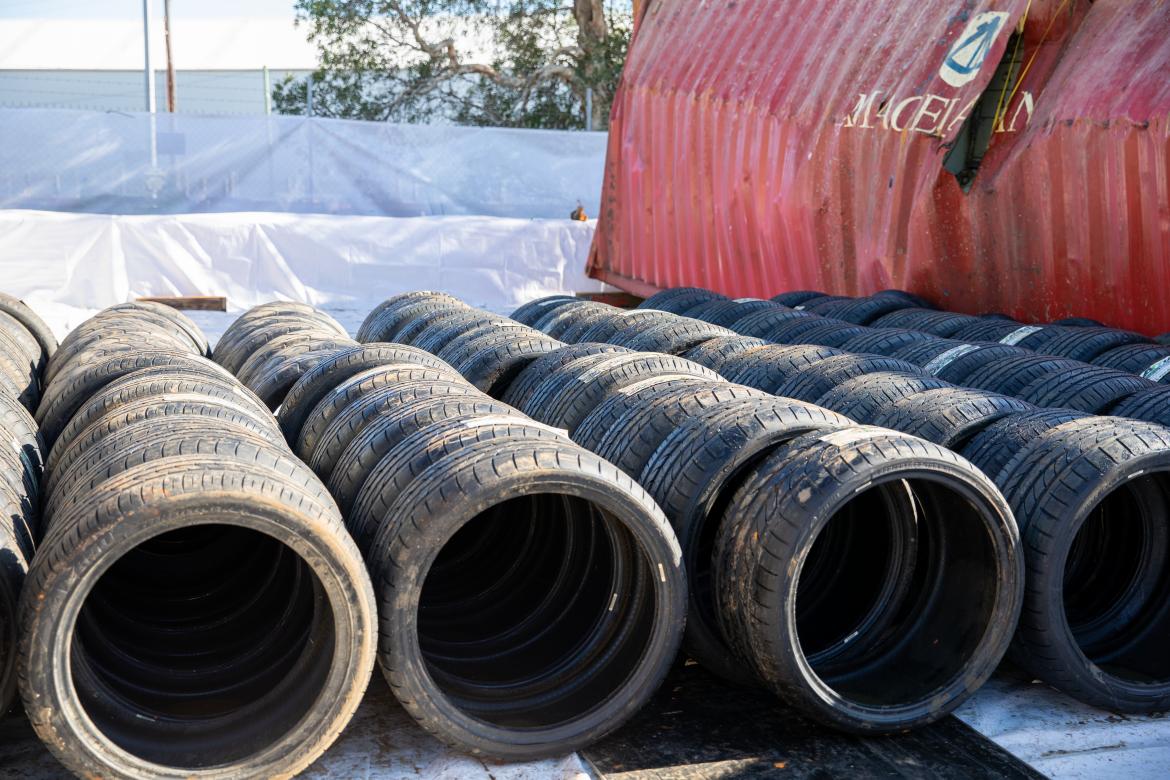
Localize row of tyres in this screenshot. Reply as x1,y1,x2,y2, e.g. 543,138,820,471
3,298,377,779
353,292,1023,734
553,285,1170,714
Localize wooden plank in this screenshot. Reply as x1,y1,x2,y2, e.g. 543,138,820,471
137,295,227,312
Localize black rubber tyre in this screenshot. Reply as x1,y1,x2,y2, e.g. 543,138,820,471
366,437,686,760
613,321,735,355
47,325,197,386
1157,333,1170,346
639,398,851,685
357,292,466,341
813,372,951,424
0,390,45,495
784,321,869,348
1036,328,1151,363
980,313,1018,322
798,295,853,312
772,355,923,403
765,316,849,345
571,377,726,454
233,332,348,386
302,379,481,481
927,344,1032,384
1092,344,1170,380
521,353,719,434
839,328,938,357
36,351,219,448
533,301,614,338
124,301,210,356
450,334,563,396
557,306,625,343
588,383,770,478
680,336,768,371
0,329,39,410
869,388,1037,448
869,308,981,337
246,341,355,409
0,478,33,715
500,343,631,410
433,322,543,366
690,299,778,328
1109,386,1170,427
327,397,520,514
962,355,1090,397
18,457,376,778
728,308,816,340
408,312,512,354
294,365,470,462
509,295,581,327
0,292,57,360
215,317,348,376
951,320,1028,343
0,310,46,376
713,426,1022,732
1053,317,1104,327
873,289,935,308
960,409,1089,483
277,343,450,442
638,287,728,313
719,344,844,393
374,302,475,347
769,290,824,307
996,419,1170,712
577,310,679,343
1015,367,1154,413
890,338,973,368
815,295,916,325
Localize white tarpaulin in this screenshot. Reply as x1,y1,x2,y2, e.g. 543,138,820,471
0,209,604,337
0,109,607,219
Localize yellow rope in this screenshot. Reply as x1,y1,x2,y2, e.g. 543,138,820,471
990,0,1033,133
995,0,1074,129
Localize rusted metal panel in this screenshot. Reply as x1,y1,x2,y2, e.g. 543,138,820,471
589,0,1170,334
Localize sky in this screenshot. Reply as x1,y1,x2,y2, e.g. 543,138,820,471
0,0,297,19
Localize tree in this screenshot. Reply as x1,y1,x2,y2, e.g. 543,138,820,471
274,1,631,130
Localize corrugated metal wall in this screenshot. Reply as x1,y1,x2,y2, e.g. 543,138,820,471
589,0,1170,334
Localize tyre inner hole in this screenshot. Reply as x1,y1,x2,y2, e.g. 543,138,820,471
418,493,655,728
795,478,1000,706
71,524,335,768
1063,473,1170,682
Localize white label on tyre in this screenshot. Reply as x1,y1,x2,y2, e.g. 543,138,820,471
1141,357,1170,382
816,426,895,448
923,344,980,374
999,325,1043,345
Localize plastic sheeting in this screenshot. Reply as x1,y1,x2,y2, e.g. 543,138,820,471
0,109,607,219
0,209,604,338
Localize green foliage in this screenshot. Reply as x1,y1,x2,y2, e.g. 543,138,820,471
274,0,631,129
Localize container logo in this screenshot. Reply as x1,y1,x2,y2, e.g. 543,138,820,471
940,11,1011,87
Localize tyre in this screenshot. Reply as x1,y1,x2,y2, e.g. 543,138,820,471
613,320,736,355
215,316,347,375
873,289,934,308
814,295,916,325
719,344,844,393
813,371,950,424
36,351,221,448
0,310,46,376
435,322,544,365
246,341,356,409
509,295,580,327
234,332,351,387
366,437,686,759
771,354,923,403
0,480,32,715
520,353,718,433
1092,344,1170,380
868,388,1037,448
766,316,849,345
1036,328,1151,363
925,344,1031,384
996,419,1170,712
638,287,727,313
0,390,45,494
1015,367,1154,413
589,384,770,478
689,299,778,328
18,457,376,778
500,343,631,410
450,333,564,396
839,328,939,357
950,320,1028,343
0,291,57,360
782,321,869,348
47,325,197,386
358,292,466,341
294,365,470,462
373,302,475,346
577,310,679,343
713,426,1022,732
960,409,1089,483
639,398,852,684
571,376,725,454
277,343,451,442
728,308,818,339
890,338,970,368
869,309,981,337
962,355,1089,397
1053,317,1104,327
405,312,511,354
769,290,824,307
680,335,768,371
798,294,853,312
533,301,613,338
1109,386,1170,427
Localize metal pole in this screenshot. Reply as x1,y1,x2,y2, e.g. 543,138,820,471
263,66,272,114
163,0,176,112
585,87,593,131
142,0,156,113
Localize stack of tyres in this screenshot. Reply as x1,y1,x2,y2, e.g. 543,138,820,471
215,299,689,760
643,285,1170,715
0,292,54,719
357,293,1027,736
18,301,377,779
